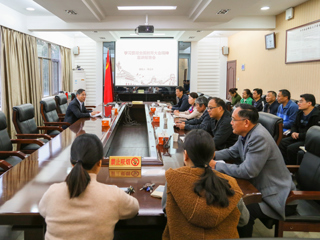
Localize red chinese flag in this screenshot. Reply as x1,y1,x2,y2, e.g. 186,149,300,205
104,49,114,104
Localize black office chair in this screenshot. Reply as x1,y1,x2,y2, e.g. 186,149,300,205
276,126,320,237
12,104,61,153
258,112,283,145
0,111,43,169
40,98,70,130
55,94,68,115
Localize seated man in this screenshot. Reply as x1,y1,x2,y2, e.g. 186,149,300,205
207,97,238,150
177,96,210,131
263,91,279,115
168,86,190,111
210,104,296,237
279,94,320,164
64,89,100,127
277,89,298,132
252,88,263,111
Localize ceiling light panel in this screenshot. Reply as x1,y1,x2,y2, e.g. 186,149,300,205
261,6,270,10
26,7,35,11
118,6,177,11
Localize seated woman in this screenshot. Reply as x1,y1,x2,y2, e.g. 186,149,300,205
174,92,202,120
240,88,253,105
39,133,139,240
162,129,248,240
229,88,241,106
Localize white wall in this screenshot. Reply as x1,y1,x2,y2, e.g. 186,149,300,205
190,36,228,99
0,3,73,48
73,37,99,106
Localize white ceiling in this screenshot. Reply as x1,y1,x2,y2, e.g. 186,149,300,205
0,0,309,41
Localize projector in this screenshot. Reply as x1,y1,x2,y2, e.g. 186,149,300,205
135,25,154,35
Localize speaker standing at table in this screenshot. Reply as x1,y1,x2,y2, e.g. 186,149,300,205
39,134,139,240
63,89,100,128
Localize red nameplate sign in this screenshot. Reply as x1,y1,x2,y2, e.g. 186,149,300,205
109,169,141,178
109,156,142,169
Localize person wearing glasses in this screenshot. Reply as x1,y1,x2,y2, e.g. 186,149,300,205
207,98,238,150
209,104,296,238
176,96,210,131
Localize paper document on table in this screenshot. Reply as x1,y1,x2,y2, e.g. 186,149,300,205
151,185,165,199
215,160,226,164
299,146,306,152
92,112,102,117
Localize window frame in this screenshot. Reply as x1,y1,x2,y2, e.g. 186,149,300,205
38,40,61,97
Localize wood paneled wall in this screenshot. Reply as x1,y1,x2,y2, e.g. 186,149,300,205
227,0,320,101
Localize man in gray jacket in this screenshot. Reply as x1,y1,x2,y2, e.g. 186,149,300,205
210,104,296,237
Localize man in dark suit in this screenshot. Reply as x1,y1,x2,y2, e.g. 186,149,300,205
207,97,238,150
64,89,100,127
168,86,190,112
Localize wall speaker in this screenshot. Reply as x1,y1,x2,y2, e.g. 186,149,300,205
286,8,294,20
222,46,229,55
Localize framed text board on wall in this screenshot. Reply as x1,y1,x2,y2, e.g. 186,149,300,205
286,19,320,64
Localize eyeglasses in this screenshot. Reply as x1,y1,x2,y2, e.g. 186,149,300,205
206,106,218,111
231,117,247,122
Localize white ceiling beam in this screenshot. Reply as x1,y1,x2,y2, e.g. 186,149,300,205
27,15,275,31
82,0,105,21
189,0,212,22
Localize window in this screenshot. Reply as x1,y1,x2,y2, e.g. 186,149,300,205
37,39,61,97
178,42,191,92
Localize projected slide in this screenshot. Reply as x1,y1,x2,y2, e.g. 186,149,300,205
115,39,178,86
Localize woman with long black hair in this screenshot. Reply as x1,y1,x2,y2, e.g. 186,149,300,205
162,129,248,239
39,133,139,240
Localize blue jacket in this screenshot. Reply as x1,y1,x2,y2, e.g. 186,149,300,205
172,94,190,111
276,100,298,131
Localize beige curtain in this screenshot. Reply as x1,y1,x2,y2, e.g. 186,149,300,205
60,46,72,92
0,26,42,138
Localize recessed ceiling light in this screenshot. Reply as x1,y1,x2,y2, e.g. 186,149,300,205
153,33,165,36
216,9,230,14
130,34,138,36
118,6,177,11
26,7,35,11
65,10,77,15
261,6,270,10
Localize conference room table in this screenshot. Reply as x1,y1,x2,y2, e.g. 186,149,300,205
0,102,262,240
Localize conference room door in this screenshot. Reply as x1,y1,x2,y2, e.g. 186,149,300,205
226,60,237,99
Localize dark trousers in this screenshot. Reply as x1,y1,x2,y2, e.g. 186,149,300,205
279,137,304,165
238,203,297,238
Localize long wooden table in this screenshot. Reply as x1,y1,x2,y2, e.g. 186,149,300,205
0,103,262,240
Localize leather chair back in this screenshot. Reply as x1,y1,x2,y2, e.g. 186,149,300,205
258,112,283,145
71,93,76,100
55,94,68,114
297,126,320,191
0,111,13,151
12,104,38,134
40,98,59,122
